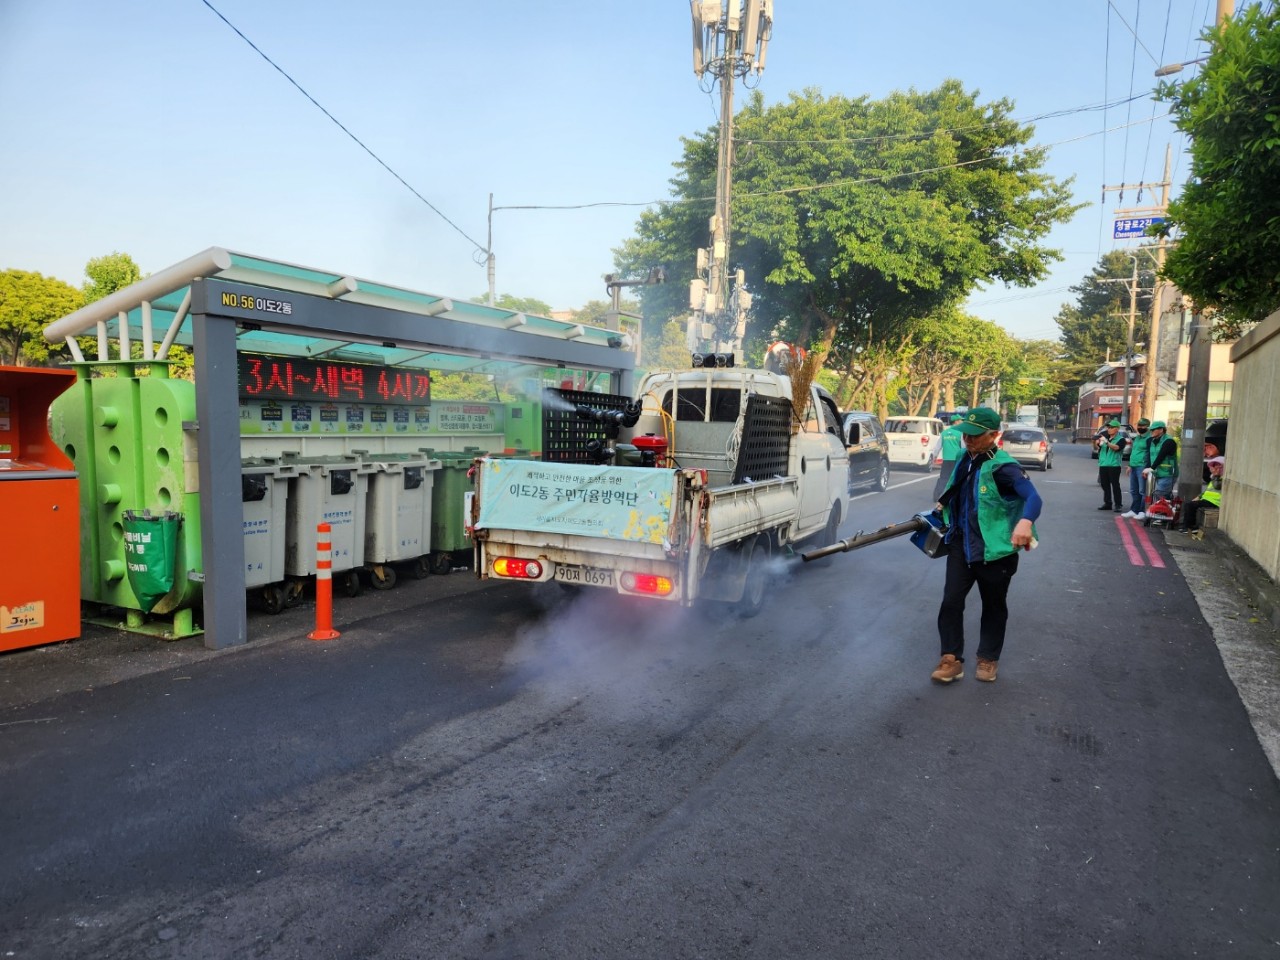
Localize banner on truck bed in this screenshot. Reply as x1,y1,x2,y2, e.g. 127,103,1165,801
477,459,676,544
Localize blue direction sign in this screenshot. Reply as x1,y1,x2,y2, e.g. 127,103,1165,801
1113,216,1165,239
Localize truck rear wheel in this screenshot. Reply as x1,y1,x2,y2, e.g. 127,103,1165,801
736,542,769,618
821,503,842,547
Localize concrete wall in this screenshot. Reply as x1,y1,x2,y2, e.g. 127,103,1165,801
1221,308,1280,582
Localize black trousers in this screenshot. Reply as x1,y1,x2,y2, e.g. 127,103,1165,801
1098,466,1122,508
937,547,1019,662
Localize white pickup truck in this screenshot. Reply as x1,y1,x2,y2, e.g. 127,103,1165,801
472,366,850,616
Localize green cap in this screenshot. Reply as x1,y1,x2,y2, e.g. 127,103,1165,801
1150,420,1167,430
951,413,965,423
956,407,1002,435
1107,419,1121,427
1137,417,1151,426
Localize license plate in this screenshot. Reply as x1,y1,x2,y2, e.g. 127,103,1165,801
892,438,912,446
556,564,615,587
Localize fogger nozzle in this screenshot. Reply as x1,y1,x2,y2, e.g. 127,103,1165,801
575,402,641,429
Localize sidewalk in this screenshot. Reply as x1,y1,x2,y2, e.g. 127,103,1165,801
1166,527,1280,780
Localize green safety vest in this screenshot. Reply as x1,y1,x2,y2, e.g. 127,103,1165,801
1128,431,1152,468
1149,437,1178,479
1202,485,1222,507
1098,433,1125,467
940,425,964,460
942,449,1038,563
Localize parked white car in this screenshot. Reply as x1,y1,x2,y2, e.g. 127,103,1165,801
883,416,944,470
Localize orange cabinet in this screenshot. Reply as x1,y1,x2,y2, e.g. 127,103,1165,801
0,366,80,651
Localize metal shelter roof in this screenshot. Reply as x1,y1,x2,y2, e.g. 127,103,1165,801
43,247,630,377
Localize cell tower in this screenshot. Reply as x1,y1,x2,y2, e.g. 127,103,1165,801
687,0,774,362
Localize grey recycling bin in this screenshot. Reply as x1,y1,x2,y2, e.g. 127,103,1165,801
241,457,298,613
281,454,376,597
358,452,441,589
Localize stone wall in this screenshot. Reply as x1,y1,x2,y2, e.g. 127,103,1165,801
1221,308,1280,582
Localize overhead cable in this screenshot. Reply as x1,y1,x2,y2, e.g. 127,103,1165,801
198,0,487,255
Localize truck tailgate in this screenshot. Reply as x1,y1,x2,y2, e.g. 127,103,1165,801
702,476,800,549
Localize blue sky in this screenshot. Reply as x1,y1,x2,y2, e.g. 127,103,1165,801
0,0,1223,341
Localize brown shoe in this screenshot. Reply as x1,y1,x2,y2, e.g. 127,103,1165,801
976,658,998,682
931,654,964,684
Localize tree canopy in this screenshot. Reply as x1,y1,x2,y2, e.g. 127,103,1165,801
614,82,1080,360
1156,3,1280,324
472,293,554,317
0,269,81,366
83,252,143,305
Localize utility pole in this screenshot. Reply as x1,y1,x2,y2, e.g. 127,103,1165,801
1098,263,1145,425
1175,0,1233,510
1141,146,1173,421
603,267,665,366
688,0,773,362
1101,154,1171,420
486,193,496,308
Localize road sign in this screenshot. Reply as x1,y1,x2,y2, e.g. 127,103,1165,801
1113,216,1165,239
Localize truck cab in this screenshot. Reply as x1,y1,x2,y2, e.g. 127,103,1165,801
629,368,848,542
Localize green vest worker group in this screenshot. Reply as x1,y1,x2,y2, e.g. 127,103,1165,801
930,407,1042,685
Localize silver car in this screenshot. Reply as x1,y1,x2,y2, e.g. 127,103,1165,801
1001,426,1054,471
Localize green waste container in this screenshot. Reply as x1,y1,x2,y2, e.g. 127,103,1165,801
418,447,487,575
122,510,182,613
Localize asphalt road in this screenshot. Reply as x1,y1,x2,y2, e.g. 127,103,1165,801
3,440,1279,959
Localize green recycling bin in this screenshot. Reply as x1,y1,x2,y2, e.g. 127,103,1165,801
122,510,182,614
418,447,486,575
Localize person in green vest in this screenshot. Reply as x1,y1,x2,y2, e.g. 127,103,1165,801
1096,419,1127,512
931,407,1042,685
932,413,966,500
1121,417,1152,519
1144,420,1178,501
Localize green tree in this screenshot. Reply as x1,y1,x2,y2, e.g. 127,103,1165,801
0,269,82,366
1000,339,1064,413
82,252,143,304
1055,250,1155,369
615,82,1079,361
472,293,554,317
1155,3,1280,326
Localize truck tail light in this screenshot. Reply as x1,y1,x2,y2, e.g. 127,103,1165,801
492,556,543,579
619,572,673,596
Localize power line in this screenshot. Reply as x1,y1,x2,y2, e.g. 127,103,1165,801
737,94,1151,147
198,0,487,256
494,113,1168,214
1108,0,1163,63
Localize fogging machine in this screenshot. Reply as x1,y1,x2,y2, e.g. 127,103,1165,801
801,512,948,563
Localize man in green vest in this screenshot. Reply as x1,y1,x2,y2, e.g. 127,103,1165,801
1096,419,1127,512
1121,417,1152,519
932,413,966,500
931,407,1042,685
1144,420,1178,500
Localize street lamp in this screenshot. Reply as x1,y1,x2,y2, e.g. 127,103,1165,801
1154,55,1209,77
